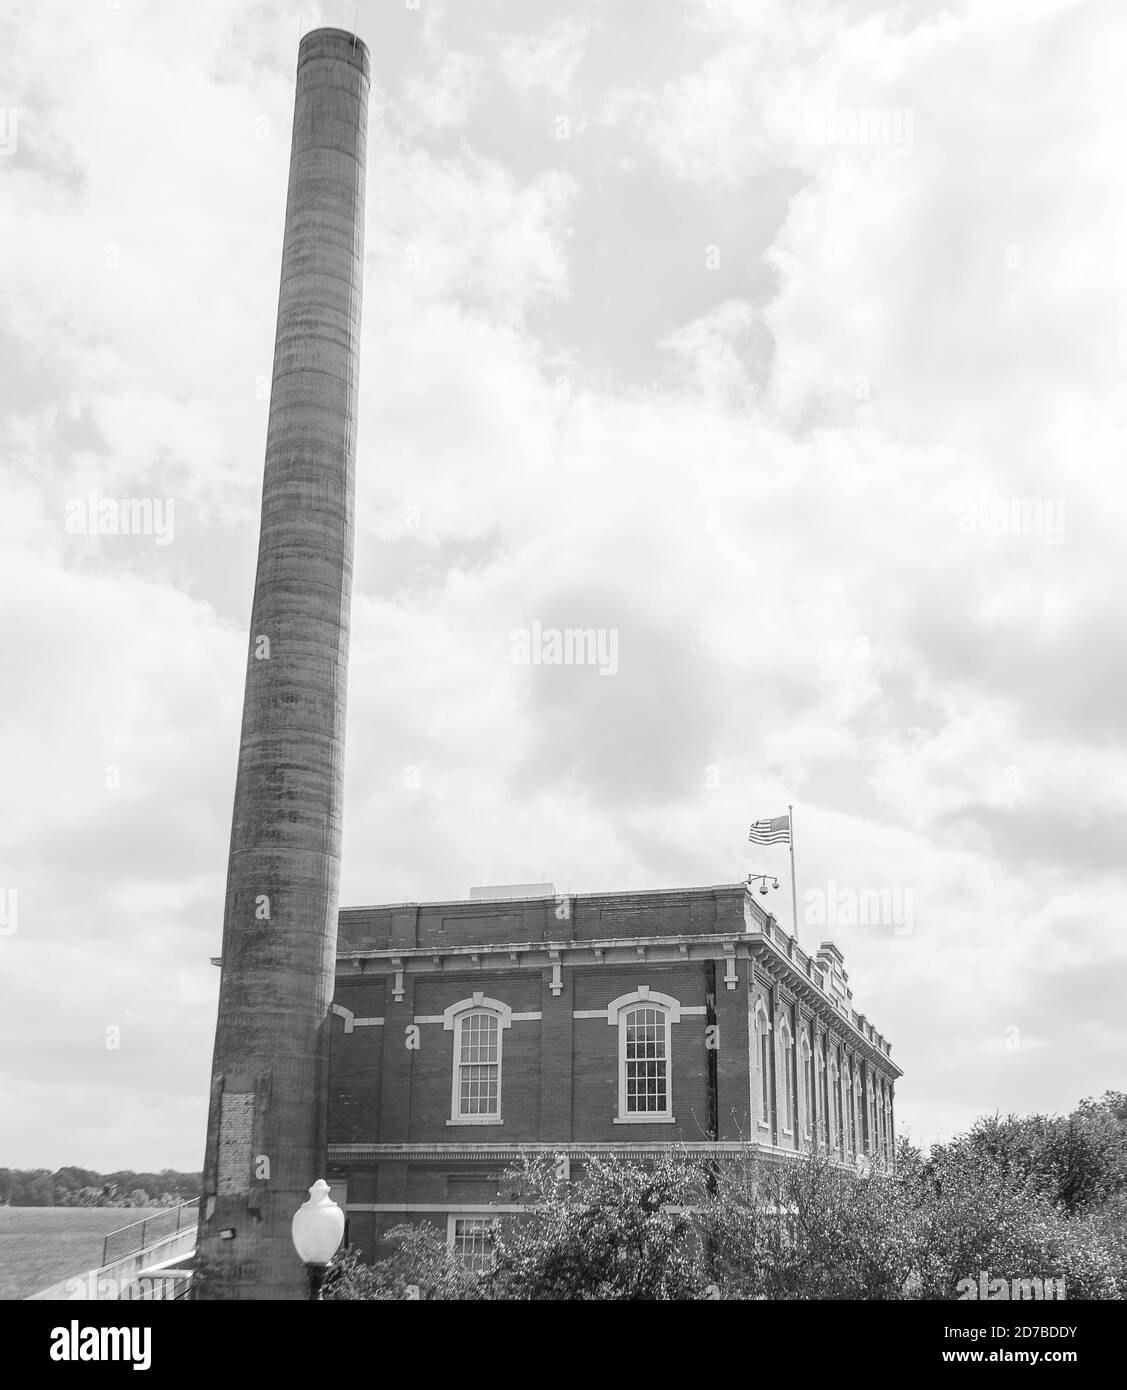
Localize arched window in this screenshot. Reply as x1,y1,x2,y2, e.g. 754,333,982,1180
873,1080,882,1157
842,1066,852,1155
778,1017,795,1135
623,1004,668,1115
754,1002,772,1128
843,1059,854,1154
828,1056,840,1151
608,988,682,1123
869,1082,878,1154
852,1070,863,1156
800,1034,813,1141
444,995,512,1125
817,1048,828,1145
458,1011,499,1115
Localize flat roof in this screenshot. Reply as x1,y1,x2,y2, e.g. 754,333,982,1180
340,882,748,912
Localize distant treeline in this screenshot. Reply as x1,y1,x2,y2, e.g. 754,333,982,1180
0,1167,201,1208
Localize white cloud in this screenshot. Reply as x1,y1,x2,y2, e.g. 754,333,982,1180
1,0,1123,1168
496,17,591,103
403,49,483,132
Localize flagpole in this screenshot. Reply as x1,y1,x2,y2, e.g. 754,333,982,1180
789,803,799,944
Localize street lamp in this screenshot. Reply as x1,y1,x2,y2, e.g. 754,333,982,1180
291,1179,345,1300
747,873,779,897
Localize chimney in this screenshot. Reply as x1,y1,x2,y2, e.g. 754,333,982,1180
197,28,369,1300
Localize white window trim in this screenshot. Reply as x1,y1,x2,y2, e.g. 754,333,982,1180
753,998,771,1131
841,1066,851,1155
799,1033,812,1140
445,994,511,1126
777,1016,794,1137
605,986,684,1025
447,1212,498,1269
867,1080,877,1154
608,987,679,1123
828,1056,840,1149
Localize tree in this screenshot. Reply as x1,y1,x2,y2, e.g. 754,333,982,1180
321,1098,1126,1302
53,1166,97,1197
71,1187,106,1207
0,1166,201,1206
484,1153,708,1301
909,1141,1119,1298
326,1153,710,1301
958,1106,1127,1214
324,1226,483,1301
704,1146,919,1300
27,1174,56,1207
1085,1091,1127,1124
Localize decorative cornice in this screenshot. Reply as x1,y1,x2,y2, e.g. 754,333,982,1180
334,924,901,1079
327,1140,832,1164
338,931,749,971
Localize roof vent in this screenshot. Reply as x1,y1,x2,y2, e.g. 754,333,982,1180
470,883,556,901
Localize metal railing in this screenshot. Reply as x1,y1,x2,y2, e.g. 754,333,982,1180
101,1200,199,1267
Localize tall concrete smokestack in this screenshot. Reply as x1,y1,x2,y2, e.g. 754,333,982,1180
197,27,368,1301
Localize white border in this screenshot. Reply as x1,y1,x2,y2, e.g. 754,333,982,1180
777,1015,794,1137
608,988,678,1124
446,1212,498,1265
445,995,511,1126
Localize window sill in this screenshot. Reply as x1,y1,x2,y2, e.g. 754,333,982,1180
447,1118,503,1126
614,1115,676,1125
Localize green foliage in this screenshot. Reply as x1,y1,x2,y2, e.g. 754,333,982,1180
0,1167,200,1208
704,1147,920,1299
955,1101,1127,1214
908,1141,1119,1299
309,1093,1127,1301
485,1153,710,1300
324,1226,484,1301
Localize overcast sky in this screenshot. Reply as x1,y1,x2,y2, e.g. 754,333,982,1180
1,0,1123,1171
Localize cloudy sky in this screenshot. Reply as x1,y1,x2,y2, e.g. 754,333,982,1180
1,0,1124,1171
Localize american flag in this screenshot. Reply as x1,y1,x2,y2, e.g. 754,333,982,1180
748,814,790,845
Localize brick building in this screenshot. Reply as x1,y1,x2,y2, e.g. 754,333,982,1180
326,881,901,1263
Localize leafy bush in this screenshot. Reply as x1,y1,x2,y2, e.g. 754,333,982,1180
485,1153,710,1300
324,1225,484,1301
307,1094,1127,1301
907,1142,1119,1299
958,1098,1127,1214
704,1146,920,1299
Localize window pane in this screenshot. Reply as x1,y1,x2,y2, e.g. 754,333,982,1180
625,1006,667,1113
784,1047,794,1129
453,1217,494,1273
457,1011,500,1117
760,1030,770,1121
459,1011,499,1064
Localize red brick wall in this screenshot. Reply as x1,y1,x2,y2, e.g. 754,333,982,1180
329,961,757,1145
409,971,542,1141
327,980,386,1144
327,886,900,1265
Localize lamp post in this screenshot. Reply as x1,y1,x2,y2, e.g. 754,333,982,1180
746,873,780,898
291,1180,345,1301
